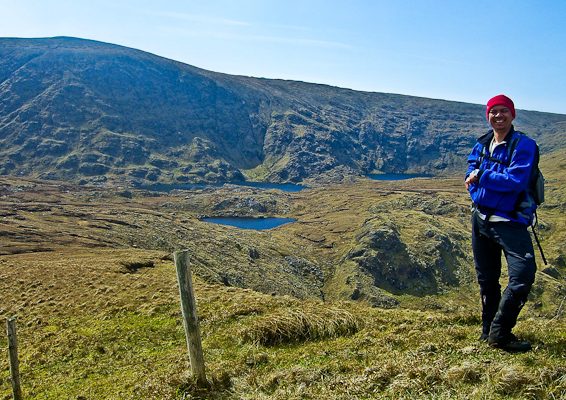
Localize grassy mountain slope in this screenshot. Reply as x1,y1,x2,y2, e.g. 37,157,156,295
1,246,565,399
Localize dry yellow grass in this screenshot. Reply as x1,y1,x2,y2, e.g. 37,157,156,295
240,305,363,346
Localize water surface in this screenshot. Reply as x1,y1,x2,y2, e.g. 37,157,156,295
367,174,431,181
137,181,307,192
200,217,296,230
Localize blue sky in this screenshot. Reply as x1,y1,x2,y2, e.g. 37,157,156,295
2,0,565,114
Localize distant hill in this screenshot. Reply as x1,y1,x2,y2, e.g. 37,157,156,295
1,36,566,186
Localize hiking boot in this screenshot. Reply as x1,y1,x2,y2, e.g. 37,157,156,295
500,340,532,352
488,333,532,352
479,333,489,342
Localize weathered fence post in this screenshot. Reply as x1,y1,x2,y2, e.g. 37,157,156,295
173,250,208,388
6,318,22,400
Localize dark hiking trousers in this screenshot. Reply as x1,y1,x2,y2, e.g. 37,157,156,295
471,211,537,343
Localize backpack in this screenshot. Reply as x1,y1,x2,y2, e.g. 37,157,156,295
509,136,544,206
479,133,547,264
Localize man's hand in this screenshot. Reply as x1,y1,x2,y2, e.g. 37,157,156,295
465,174,479,190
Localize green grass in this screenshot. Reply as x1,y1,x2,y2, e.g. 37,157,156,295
242,165,269,182
2,277,566,399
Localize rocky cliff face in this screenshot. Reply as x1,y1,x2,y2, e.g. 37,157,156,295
1,37,566,186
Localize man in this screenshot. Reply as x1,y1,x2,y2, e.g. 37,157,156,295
465,94,538,352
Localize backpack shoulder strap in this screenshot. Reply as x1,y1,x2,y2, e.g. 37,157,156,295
505,132,525,165
508,132,541,168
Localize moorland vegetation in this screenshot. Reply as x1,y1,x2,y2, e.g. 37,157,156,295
1,155,565,398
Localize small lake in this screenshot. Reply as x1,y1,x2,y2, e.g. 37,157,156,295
200,217,296,230
367,174,431,181
137,182,308,192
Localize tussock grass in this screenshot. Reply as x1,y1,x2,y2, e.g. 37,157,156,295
494,366,534,395
240,305,363,346
118,259,155,273
446,362,482,384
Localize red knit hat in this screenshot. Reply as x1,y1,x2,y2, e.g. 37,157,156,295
486,95,516,119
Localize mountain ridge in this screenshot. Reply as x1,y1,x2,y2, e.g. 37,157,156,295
1,36,566,187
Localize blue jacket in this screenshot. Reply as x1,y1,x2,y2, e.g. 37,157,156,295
466,126,537,225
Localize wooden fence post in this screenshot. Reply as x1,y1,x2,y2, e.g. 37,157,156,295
173,250,208,388
6,318,22,400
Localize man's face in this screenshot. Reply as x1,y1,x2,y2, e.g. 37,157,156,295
488,105,515,133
